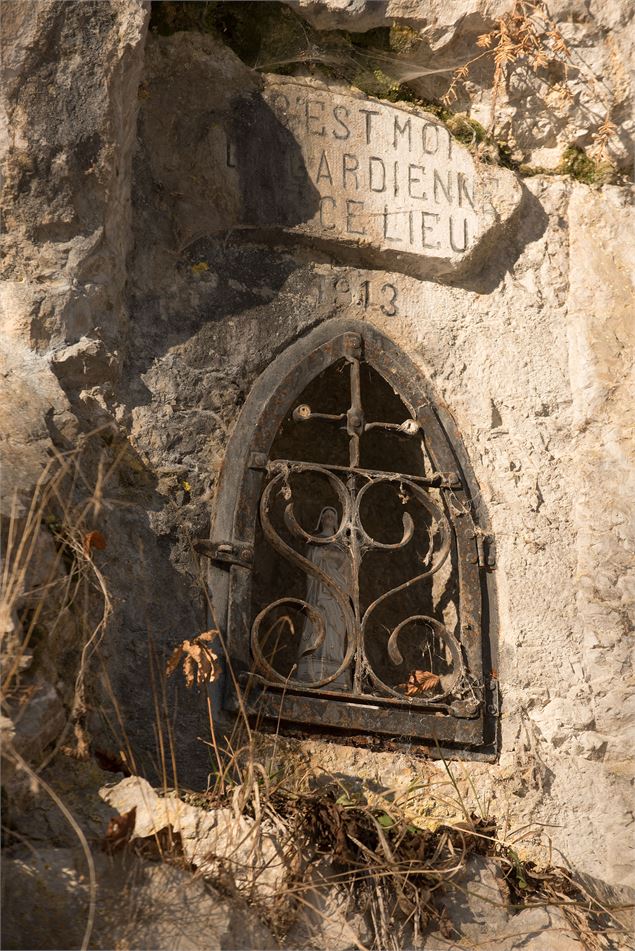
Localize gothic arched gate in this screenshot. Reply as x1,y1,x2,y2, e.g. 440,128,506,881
201,320,497,751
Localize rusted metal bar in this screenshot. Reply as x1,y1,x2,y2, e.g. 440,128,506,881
194,539,253,569
268,458,461,490
247,689,485,743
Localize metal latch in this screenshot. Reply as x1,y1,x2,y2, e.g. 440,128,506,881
476,534,496,569
432,471,462,489
449,698,480,718
194,539,253,569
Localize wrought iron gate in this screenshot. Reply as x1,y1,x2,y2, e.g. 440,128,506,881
201,324,496,750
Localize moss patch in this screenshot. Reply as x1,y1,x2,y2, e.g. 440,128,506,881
557,145,616,185
446,114,488,147
150,1,344,75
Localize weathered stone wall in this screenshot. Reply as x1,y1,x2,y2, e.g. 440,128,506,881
0,0,148,508
285,0,635,175
1,0,633,899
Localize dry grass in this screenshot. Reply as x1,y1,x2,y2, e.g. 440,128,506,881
163,619,629,950
1,434,122,950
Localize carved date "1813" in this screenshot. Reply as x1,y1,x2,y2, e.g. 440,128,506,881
312,275,400,317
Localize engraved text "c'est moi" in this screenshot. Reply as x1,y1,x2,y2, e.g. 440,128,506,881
267,92,454,161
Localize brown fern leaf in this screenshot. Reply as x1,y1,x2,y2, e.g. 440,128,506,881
476,31,495,48
397,669,441,695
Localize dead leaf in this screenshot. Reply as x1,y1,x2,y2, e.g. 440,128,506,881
83,530,107,555
397,669,441,695
166,630,219,688
103,806,136,854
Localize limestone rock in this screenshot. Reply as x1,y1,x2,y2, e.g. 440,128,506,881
0,336,70,516
138,31,259,250
425,906,587,950
7,680,66,763
0,680,67,817
4,757,120,848
283,859,373,950
285,0,634,171
1,847,279,950
423,856,589,950
1,0,634,914
50,337,119,389
0,0,148,376
0,0,148,512
140,33,522,280
257,76,522,278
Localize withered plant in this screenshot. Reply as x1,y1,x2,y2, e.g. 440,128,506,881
161,584,628,951
1,434,123,951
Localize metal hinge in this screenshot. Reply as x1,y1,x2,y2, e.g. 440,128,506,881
193,539,253,569
476,534,496,569
487,678,500,717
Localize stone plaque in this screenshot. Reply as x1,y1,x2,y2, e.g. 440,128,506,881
141,38,521,278
221,78,522,278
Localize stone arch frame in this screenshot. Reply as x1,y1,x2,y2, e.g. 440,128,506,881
207,318,498,754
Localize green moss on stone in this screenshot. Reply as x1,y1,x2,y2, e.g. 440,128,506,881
446,114,488,146
150,3,623,187
388,24,422,55
517,163,551,177
558,145,596,183
557,145,615,185
352,68,403,100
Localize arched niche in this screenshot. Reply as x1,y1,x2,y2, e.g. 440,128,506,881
204,319,497,754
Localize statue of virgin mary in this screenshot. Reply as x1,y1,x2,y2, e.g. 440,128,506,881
295,506,352,692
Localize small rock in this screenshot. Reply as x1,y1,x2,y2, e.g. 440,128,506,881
284,858,373,950
50,337,119,388
424,858,588,949
1,846,279,950
9,680,66,763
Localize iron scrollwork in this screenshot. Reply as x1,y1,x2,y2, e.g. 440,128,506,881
250,339,481,715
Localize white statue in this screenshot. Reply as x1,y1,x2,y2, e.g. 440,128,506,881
295,506,352,692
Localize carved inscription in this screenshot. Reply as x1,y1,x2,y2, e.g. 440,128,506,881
310,274,400,317
259,83,480,258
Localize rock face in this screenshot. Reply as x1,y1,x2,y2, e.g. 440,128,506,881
1,3,634,940
141,34,521,278
0,820,597,951
1,846,279,950
258,77,521,278
0,0,148,515
4,765,618,951
285,0,635,174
